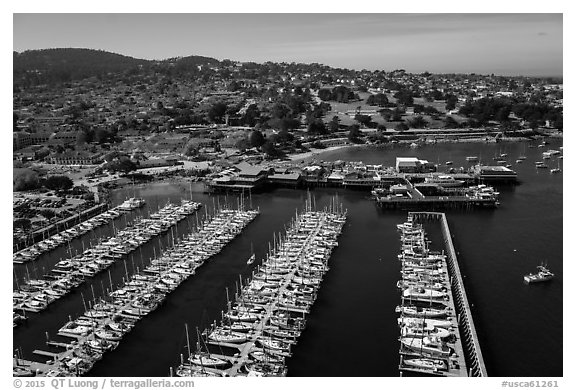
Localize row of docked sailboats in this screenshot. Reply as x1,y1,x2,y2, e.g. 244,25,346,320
17,204,260,377
13,197,147,264
395,214,459,376
174,198,346,377
13,200,202,320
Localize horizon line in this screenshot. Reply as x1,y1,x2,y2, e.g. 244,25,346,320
13,46,564,79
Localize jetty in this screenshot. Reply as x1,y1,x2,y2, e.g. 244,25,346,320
395,212,487,377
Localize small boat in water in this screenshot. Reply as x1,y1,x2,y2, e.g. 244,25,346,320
524,265,554,283
465,156,479,162
247,254,256,265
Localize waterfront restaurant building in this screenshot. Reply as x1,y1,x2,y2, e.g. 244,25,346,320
395,157,436,173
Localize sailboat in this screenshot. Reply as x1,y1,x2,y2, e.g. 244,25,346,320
516,143,527,163
189,327,229,367
247,243,256,265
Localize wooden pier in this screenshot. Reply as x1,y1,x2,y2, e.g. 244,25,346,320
408,212,488,377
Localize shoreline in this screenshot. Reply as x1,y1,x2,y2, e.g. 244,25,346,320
287,134,563,162
100,134,563,194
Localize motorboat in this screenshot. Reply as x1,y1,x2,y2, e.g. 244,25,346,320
395,305,450,318
524,265,554,283
403,358,447,371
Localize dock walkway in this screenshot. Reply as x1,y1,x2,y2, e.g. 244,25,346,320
405,212,488,377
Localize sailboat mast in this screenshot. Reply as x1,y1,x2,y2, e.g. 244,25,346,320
185,323,191,360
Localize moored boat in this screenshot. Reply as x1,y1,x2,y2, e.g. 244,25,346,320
403,358,447,371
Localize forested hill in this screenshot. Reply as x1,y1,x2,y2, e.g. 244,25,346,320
13,48,220,87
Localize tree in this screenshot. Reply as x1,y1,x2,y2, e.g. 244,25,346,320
318,88,332,101
242,104,260,127
207,102,228,123
379,109,392,121
328,116,340,133
261,140,285,158
39,209,56,220
348,125,361,142
307,119,327,135
394,89,414,106
354,114,372,127
106,158,137,173
268,117,300,131
269,102,291,119
249,130,265,148
408,115,428,129
395,122,409,131
44,175,74,191
445,94,458,111
366,93,389,107
35,147,50,160
391,108,404,122
14,169,40,191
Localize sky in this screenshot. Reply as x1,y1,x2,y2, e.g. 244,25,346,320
12,13,562,77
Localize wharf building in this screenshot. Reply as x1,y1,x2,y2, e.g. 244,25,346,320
205,157,516,194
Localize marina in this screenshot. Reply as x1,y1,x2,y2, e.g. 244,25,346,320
13,204,259,376
174,198,346,377
12,200,201,319
13,198,146,264
12,140,563,377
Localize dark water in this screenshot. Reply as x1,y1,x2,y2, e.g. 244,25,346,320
13,139,562,377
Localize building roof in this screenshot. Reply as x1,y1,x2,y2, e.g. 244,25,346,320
396,157,420,163
268,173,301,181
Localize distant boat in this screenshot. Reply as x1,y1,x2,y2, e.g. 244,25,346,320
247,254,256,265
524,265,554,283
247,243,256,264
466,156,478,162
445,161,453,165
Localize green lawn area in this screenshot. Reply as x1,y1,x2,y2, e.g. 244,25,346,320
322,91,457,130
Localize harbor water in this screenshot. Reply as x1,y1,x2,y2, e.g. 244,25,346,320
13,139,562,377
